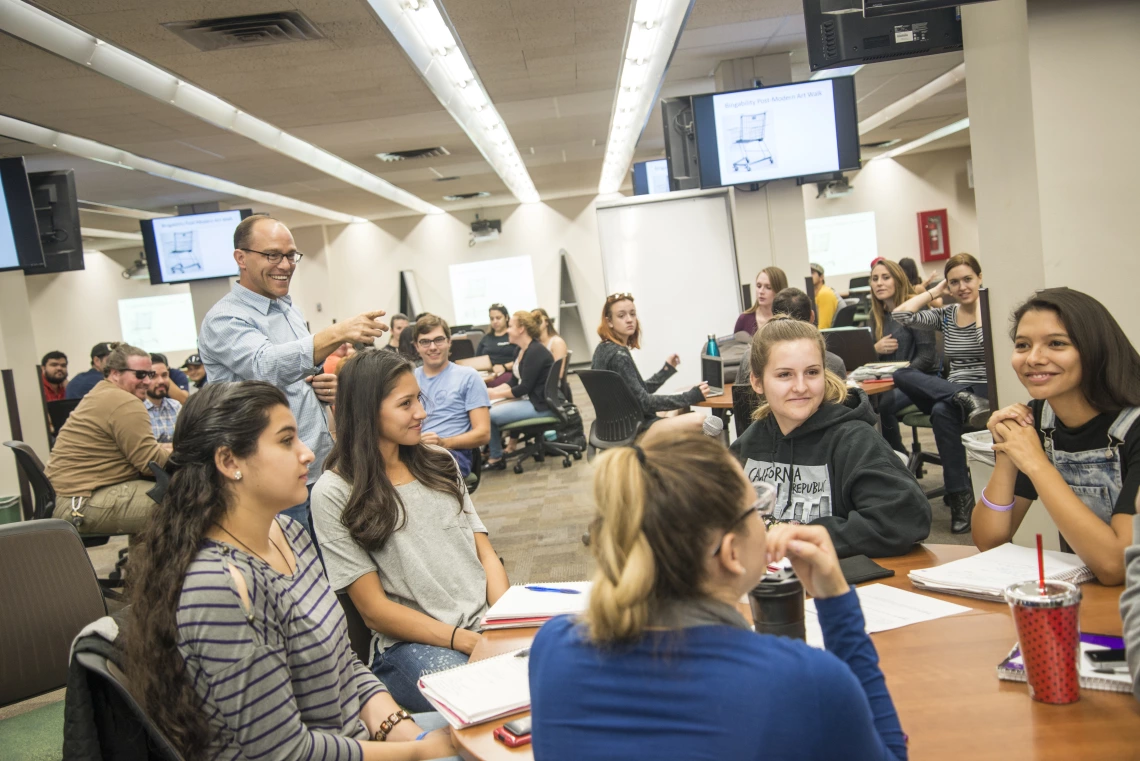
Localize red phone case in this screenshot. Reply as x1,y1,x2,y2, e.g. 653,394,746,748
493,725,532,748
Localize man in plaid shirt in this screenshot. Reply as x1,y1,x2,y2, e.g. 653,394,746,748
144,354,182,443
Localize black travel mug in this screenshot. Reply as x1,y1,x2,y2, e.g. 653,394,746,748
748,570,805,640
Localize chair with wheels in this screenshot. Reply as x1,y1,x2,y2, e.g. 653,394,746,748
575,369,642,461
499,357,584,474
899,405,946,500
336,592,375,665
464,448,483,494
830,302,860,328
732,380,762,437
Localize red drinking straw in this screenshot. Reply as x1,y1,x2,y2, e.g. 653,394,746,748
1036,533,1046,594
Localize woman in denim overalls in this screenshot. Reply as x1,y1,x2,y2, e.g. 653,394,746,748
972,288,1140,586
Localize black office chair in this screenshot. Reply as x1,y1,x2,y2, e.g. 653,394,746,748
449,336,476,361
831,302,860,328
499,357,584,474
576,369,643,461
336,592,374,665
732,380,762,437
464,448,483,494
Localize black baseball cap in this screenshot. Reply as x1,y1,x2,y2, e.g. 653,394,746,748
181,353,203,368
90,342,114,359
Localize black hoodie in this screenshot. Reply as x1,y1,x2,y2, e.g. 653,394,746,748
730,389,931,558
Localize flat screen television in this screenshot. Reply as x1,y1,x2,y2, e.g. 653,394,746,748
692,78,860,188
0,157,45,272
632,159,671,196
140,208,252,285
804,0,963,73
28,170,84,274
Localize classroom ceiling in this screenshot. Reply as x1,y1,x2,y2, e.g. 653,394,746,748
0,0,971,231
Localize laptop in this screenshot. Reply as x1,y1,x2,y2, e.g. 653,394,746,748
701,354,725,396
821,327,877,372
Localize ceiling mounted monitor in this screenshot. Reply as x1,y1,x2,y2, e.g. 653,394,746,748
632,160,671,196
27,170,84,274
0,157,45,272
804,0,963,73
863,0,996,17
140,208,252,285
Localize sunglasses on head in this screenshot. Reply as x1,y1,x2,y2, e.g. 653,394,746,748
606,292,634,303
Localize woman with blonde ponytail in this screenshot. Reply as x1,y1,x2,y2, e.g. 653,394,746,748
529,432,907,761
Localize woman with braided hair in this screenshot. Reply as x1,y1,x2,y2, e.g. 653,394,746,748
528,432,907,761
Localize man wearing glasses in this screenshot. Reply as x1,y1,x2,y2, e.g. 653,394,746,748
46,343,172,536
199,214,389,530
412,314,491,477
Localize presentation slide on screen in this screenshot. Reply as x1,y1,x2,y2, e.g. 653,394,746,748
151,210,243,282
119,293,199,353
449,256,539,327
806,212,879,276
0,182,20,270
711,81,839,183
644,159,671,194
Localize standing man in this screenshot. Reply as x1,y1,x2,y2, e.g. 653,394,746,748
412,314,491,477
811,263,840,330
66,342,114,400
198,213,388,529
41,351,68,401
145,353,182,443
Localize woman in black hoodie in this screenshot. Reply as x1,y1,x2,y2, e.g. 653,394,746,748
730,318,931,558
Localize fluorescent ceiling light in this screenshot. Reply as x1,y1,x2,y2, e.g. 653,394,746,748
0,114,364,224
78,200,171,219
809,65,863,81
80,227,142,241
0,0,441,216
859,63,965,135
362,0,539,204
599,0,695,195
871,117,969,161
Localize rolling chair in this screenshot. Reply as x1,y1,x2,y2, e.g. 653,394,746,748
831,302,860,328
499,357,584,474
336,592,374,665
449,335,476,361
575,369,643,461
732,379,763,437
900,406,945,500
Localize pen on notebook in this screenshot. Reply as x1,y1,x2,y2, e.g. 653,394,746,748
524,585,581,594
514,648,531,658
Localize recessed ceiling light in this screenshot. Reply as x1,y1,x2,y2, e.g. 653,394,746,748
376,146,451,162
870,118,970,161
442,191,489,201
859,63,965,135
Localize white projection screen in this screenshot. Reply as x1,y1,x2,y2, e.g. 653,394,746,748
805,211,879,276
119,293,198,353
596,191,742,389
449,255,539,326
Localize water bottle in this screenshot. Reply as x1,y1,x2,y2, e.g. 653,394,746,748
748,569,805,640
706,334,720,357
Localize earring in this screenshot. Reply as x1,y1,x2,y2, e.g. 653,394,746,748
234,471,242,481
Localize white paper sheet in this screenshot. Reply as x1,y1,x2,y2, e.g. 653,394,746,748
804,584,972,648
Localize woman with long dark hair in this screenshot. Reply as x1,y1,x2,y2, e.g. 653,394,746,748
311,350,509,713
973,288,1140,585
125,381,457,761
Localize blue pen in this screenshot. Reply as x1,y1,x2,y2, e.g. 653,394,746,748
525,585,581,594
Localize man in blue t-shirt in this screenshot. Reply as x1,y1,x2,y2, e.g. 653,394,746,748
412,314,490,477
66,342,114,400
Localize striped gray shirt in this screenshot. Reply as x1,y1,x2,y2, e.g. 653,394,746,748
891,304,986,385
177,516,385,761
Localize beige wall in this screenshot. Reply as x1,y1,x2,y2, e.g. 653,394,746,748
802,146,978,295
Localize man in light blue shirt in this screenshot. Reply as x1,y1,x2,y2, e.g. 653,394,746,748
198,214,389,528
412,314,490,477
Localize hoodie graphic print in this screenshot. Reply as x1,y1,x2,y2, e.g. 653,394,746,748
745,460,833,523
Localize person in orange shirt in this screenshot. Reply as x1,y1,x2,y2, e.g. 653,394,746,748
322,342,355,375
810,263,840,330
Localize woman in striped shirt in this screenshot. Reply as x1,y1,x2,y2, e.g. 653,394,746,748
124,381,457,761
890,253,990,535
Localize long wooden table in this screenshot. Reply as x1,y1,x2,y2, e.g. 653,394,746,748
452,544,1139,761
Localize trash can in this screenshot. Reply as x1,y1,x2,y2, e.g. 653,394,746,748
0,495,21,525
962,430,995,505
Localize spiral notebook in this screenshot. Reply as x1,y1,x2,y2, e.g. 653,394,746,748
908,543,1093,601
418,648,531,729
997,633,1131,694
480,582,591,629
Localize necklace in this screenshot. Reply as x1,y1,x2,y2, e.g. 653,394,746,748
212,521,294,575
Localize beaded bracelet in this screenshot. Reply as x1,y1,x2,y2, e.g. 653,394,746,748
374,709,411,742
981,488,1014,512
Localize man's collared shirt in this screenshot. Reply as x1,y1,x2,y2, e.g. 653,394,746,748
198,282,331,484
145,396,182,443
42,373,66,402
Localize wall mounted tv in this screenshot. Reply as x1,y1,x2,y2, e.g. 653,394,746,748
804,0,963,73
140,208,252,285
28,169,83,274
632,159,671,196
0,157,45,272
692,78,860,188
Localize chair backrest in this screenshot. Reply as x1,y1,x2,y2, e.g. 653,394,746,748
46,398,82,435
732,380,762,437
4,440,56,520
576,369,643,445
466,329,485,347
822,327,877,371
449,336,476,361
336,592,374,665
831,302,860,328
0,519,107,706
542,357,572,425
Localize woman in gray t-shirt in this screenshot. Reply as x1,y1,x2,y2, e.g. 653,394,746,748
312,349,511,713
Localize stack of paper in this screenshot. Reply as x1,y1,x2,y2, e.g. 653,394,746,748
804,584,971,648
480,582,591,629
998,634,1132,694
909,543,1093,601
418,648,531,728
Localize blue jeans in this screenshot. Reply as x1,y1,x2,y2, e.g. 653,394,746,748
488,399,540,460
877,387,915,454
372,640,470,713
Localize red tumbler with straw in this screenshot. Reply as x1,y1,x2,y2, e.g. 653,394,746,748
1003,534,1082,704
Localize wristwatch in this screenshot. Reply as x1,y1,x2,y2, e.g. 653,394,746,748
374,709,412,741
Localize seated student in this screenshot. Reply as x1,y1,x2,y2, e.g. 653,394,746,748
529,433,906,761
477,303,518,385
810,263,840,330
735,267,788,336
45,343,171,536
41,350,68,402
771,287,848,379
144,354,183,443
972,288,1140,586
385,312,410,352
486,311,555,469
867,259,939,455
591,293,710,430
412,314,491,477
730,318,930,557
65,342,113,400
124,381,458,761
323,342,355,374
1122,513,1140,701
532,307,568,367
311,349,509,713
181,353,208,392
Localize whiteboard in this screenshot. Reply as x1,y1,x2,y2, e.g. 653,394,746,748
449,256,539,326
119,293,198,353
805,211,878,276
596,191,741,388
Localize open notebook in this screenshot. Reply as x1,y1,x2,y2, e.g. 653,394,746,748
480,582,591,629
908,543,1093,601
418,648,531,729
998,633,1131,694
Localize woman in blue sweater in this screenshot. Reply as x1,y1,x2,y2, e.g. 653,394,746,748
529,432,907,761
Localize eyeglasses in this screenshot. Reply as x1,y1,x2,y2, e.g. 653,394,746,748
605,292,634,303
129,370,156,380
713,481,777,556
416,336,449,349
240,248,304,265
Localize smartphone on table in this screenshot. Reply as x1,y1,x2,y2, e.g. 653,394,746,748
493,716,532,748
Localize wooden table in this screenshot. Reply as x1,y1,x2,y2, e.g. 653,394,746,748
452,544,1139,761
